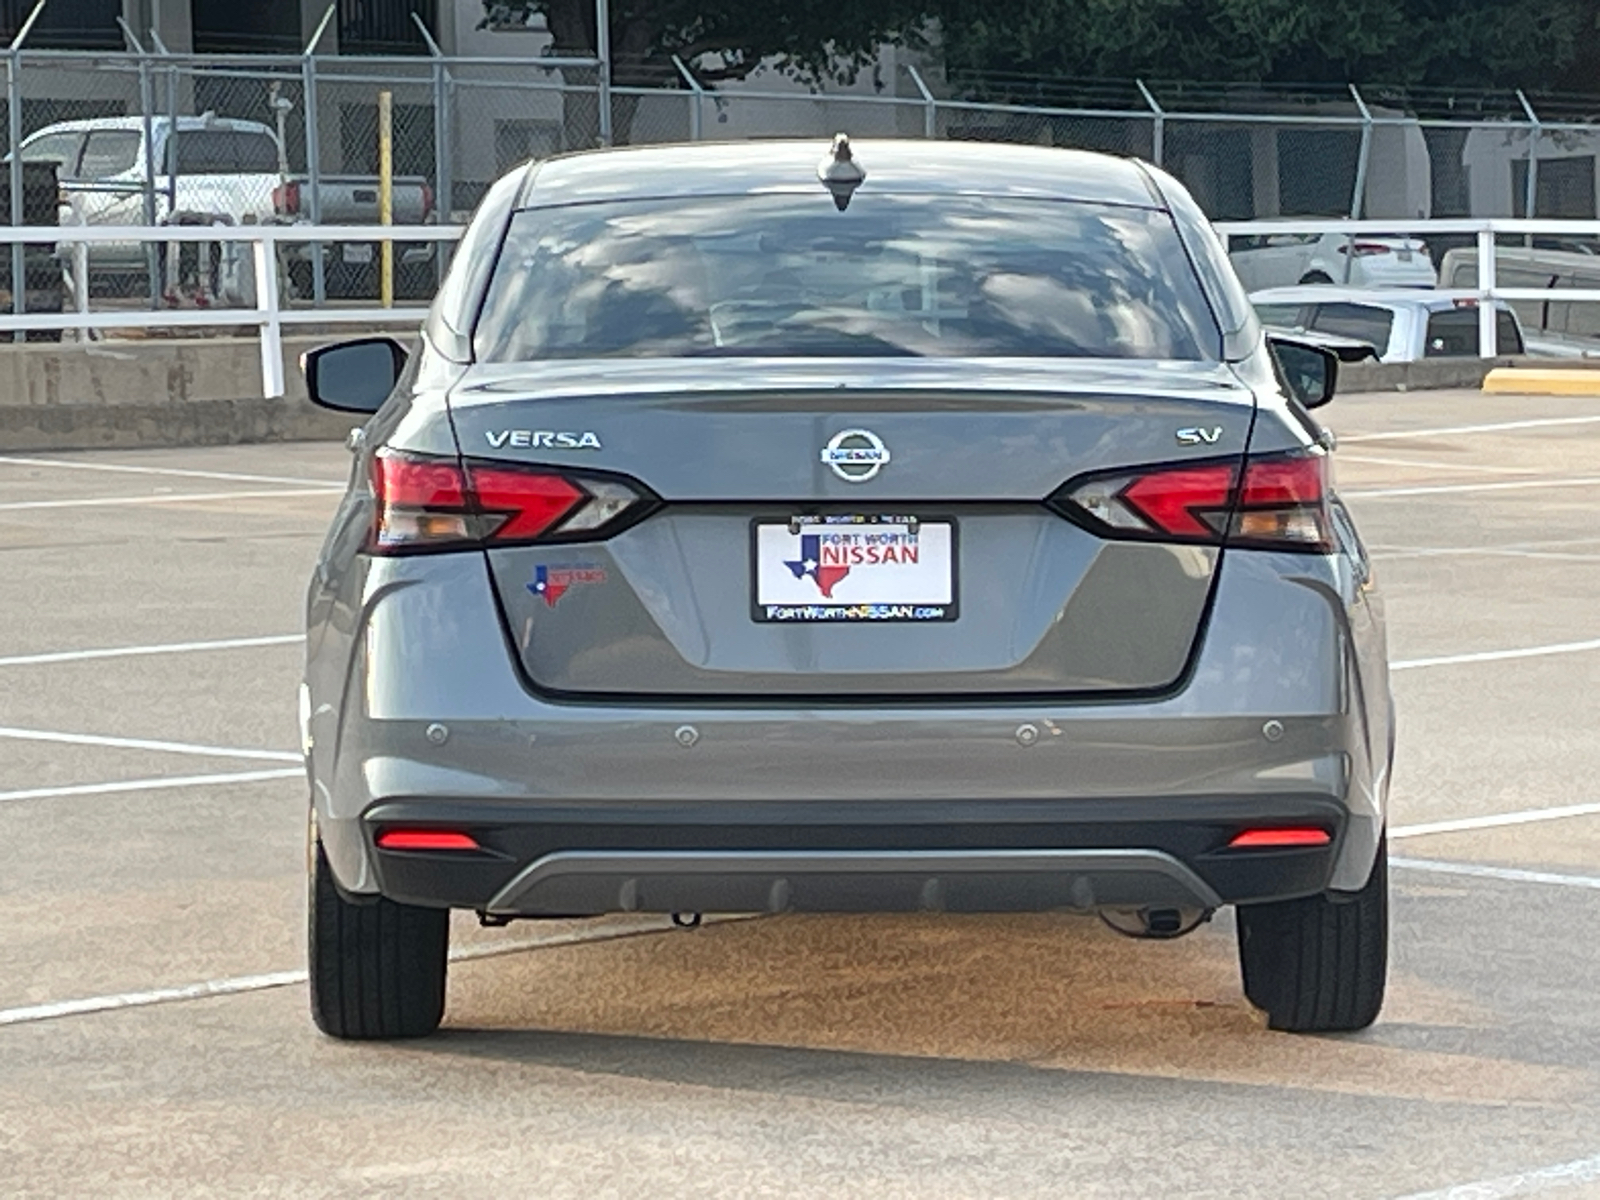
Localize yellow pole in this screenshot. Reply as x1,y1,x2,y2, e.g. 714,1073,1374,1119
378,89,393,308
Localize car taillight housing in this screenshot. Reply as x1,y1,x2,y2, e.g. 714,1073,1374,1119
1051,451,1332,553
1339,242,1395,256
369,451,656,554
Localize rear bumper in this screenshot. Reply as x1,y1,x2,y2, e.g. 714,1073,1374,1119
359,795,1346,915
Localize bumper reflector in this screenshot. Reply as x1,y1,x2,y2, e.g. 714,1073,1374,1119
376,829,481,852
1228,828,1331,848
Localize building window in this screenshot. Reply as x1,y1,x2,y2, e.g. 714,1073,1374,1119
1,0,120,50
339,0,436,56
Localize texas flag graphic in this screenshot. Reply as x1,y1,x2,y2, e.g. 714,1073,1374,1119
784,533,852,599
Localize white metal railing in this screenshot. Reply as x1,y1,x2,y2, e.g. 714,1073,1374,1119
1215,218,1600,361
4,218,1600,400
0,223,462,396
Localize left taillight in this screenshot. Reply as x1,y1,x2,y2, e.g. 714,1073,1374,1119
369,451,653,554
1051,450,1332,553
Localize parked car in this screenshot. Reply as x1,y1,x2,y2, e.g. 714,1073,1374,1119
1438,245,1600,357
272,173,438,301
1229,231,1436,291
298,138,1392,1041
0,160,64,339
1250,286,1524,361
18,114,280,284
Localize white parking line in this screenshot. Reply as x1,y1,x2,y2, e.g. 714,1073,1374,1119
0,487,341,512
1392,638,1600,671
1344,475,1600,499
1338,453,1540,475
0,726,301,764
1392,1149,1600,1199
0,454,345,488
0,916,746,1029
1338,414,1600,443
1390,857,1600,892
0,634,305,668
1390,801,1600,840
0,767,303,804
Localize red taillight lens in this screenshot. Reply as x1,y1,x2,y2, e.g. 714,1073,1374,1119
1055,451,1331,552
272,180,300,215
1339,241,1393,256
468,465,586,542
1228,828,1332,848
368,452,649,553
376,829,480,851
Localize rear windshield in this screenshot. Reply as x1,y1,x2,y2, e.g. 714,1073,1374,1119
1307,302,1395,350
1425,307,1523,356
473,195,1220,361
166,129,279,175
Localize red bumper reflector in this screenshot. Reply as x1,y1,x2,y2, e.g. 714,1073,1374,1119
376,829,480,852
1228,828,1332,848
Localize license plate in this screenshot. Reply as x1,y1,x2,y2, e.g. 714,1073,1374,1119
342,243,373,264
1398,250,1413,261
752,516,956,622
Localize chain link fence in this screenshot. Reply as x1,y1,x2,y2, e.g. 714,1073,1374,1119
7,49,1600,319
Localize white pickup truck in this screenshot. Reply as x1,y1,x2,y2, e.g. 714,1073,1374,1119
18,114,280,281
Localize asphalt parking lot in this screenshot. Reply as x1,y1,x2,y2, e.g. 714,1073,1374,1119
3,386,1600,1198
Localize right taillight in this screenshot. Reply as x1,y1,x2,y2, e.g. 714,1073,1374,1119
1052,451,1331,553
369,451,654,554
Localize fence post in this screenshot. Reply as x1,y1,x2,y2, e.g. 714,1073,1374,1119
1136,80,1163,166
1516,89,1541,232
7,1,45,340
906,64,937,139
378,89,393,308
671,55,703,141
1478,226,1498,358
6,50,22,339
254,232,285,398
410,12,451,282
595,0,612,145
1348,85,1372,221
303,4,334,306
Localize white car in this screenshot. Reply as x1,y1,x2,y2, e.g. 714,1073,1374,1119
1229,232,1437,291
16,114,280,279
1251,287,1524,362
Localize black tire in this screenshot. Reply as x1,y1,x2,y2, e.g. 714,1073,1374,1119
1236,835,1387,1033
1298,271,1335,285
308,839,449,1039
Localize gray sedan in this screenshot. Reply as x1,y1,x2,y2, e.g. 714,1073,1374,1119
300,137,1392,1040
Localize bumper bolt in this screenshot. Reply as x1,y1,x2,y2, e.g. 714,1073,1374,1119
1015,723,1039,746
674,725,699,748
425,722,449,745
1262,719,1285,742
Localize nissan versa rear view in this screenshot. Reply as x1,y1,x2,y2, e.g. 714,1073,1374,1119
298,137,1391,1040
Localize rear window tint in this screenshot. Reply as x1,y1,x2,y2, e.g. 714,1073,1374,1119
1253,303,1308,329
476,194,1220,361
1425,307,1523,356
167,129,279,174
1308,303,1394,350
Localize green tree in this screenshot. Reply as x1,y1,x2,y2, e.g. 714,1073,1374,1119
482,1,935,89
934,0,1594,95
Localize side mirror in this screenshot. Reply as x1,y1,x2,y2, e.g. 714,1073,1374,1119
301,337,408,414
1267,336,1340,410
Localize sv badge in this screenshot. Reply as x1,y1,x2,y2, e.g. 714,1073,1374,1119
1175,426,1223,446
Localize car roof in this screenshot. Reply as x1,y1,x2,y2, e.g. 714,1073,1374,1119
1249,286,1466,311
24,115,275,137
517,139,1165,209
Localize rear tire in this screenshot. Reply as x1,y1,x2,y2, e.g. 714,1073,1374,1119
308,839,449,1039
1298,271,1334,284
1236,834,1387,1033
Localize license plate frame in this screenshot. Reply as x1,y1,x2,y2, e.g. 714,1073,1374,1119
750,514,958,623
